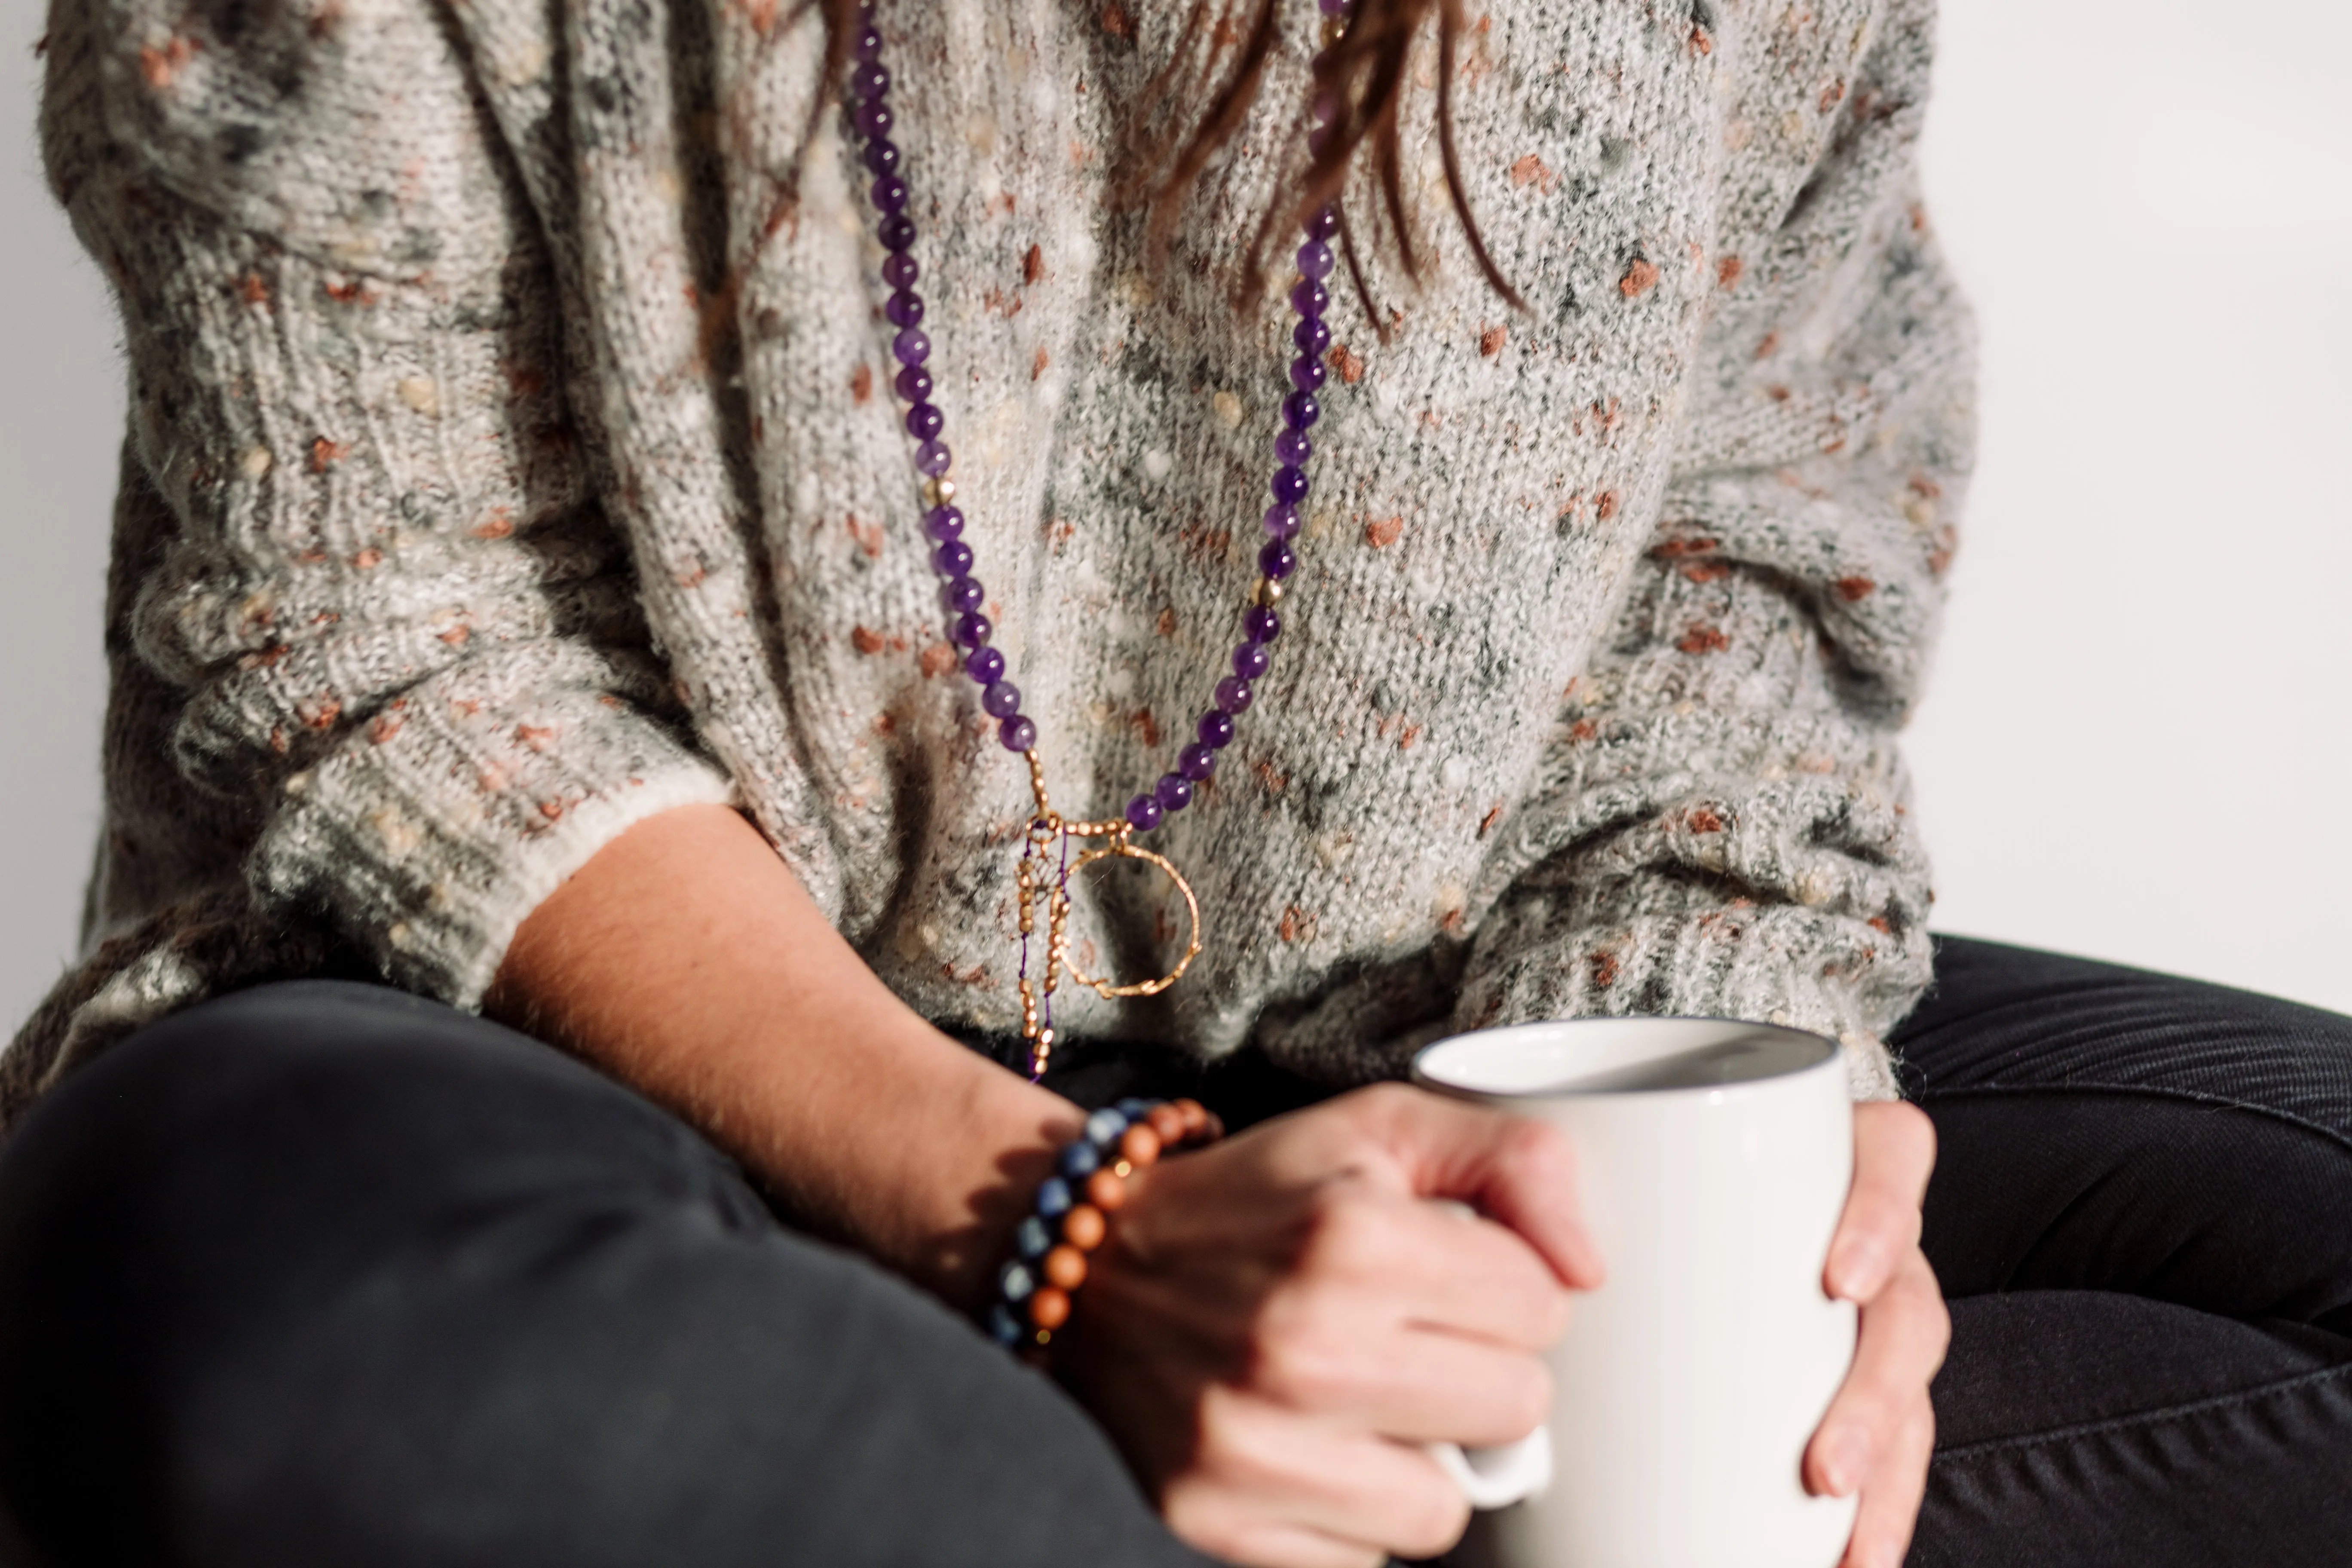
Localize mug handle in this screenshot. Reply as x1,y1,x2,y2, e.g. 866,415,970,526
1425,1427,1553,1510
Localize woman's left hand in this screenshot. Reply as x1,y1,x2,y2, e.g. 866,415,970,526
1805,1100,1949,1568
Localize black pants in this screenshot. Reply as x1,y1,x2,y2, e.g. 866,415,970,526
0,940,2346,1567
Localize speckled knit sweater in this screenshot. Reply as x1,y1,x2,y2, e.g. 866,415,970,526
8,0,1972,1123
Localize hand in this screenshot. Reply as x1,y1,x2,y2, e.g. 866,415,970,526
1057,1084,1604,1568
1805,1101,1948,1568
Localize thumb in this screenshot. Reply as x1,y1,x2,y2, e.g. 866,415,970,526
1351,1084,1606,1290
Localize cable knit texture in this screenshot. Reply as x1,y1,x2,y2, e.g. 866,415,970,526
9,0,1972,1123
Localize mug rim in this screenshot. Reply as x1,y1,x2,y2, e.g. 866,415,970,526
1411,1015,1842,1102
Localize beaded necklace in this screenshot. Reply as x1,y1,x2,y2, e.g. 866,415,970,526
845,0,1352,1079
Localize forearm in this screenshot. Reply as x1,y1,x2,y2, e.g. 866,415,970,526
486,802,1080,1309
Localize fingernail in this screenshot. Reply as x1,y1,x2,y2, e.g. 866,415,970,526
1832,1239,1884,1299
1822,1430,1871,1497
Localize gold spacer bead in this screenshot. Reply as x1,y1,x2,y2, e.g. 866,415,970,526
922,475,957,507
1253,576,1286,607
1320,16,1347,46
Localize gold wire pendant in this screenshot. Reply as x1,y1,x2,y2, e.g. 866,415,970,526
1061,837,1203,999
1014,753,1203,1079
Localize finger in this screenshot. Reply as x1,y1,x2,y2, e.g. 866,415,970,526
1355,1328,1553,1446
1807,1250,1949,1497
1303,1195,1571,1349
1826,1102,1936,1302
1176,1388,1473,1563
1840,1395,1936,1568
1250,1290,1554,1445
1344,1084,1606,1289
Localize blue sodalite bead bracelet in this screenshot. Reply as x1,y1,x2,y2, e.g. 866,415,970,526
987,1096,1223,1354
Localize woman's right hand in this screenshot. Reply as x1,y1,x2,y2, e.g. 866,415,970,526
1058,1083,1605,1568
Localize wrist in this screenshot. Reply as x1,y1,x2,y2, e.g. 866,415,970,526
890,1057,1086,1310
980,1097,1225,1356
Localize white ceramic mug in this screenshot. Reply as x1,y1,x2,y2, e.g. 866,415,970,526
1410,1017,1860,1568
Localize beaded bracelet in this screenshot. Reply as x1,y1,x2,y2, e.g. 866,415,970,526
987,1096,1224,1354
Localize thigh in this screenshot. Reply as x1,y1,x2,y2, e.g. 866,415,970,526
0,981,1206,1568
1915,1290,2352,1568
1895,940,2352,1568
1892,937,2352,1333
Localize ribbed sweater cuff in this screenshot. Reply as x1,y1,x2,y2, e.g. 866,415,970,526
1455,908,1917,1101
252,680,736,1009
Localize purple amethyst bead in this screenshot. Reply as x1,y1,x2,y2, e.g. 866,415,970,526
1296,240,1335,281
1293,316,1331,356
863,139,900,177
965,646,1006,685
854,23,884,60
942,576,985,613
882,252,919,289
982,680,1023,719
916,439,952,476
1214,675,1254,714
1307,205,1341,242
892,326,930,365
1232,640,1272,680
1155,772,1194,812
854,100,893,139
1263,504,1300,539
879,213,917,252
953,612,992,649
870,175,909,213
1291,279,1328,317
923,505,965,542
1289,354,1328,393
886,290,925,327
905,401,944,440
1318,0,1350,15
849,62,890,100
895,364,933,402
1282,390,1321,430
999,715,1037,752
1125,793,1164,832
1269,466,1309,505
1274,429,1311,466
1178,743,1218,781
932,538,973,577
1258,540,1298,581
1198,709,1236,750
1243,605,1282,643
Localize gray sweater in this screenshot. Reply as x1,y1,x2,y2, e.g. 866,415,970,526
9,0,1972,1121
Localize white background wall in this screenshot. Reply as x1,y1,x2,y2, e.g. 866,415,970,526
2,0,117,1033
2,0,2346,1033
1905,0,2352,1011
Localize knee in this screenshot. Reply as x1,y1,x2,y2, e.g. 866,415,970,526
0,982,758,1564
1923,1091,2352,1332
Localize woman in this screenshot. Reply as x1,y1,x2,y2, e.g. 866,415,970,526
1,0,2344,1562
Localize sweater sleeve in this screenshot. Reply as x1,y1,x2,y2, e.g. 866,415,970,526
1451,1,1974,1098
44,0,736,1007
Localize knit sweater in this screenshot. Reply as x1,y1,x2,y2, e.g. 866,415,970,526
9,0,1972,1123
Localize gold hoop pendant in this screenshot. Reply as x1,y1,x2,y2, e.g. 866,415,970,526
1057,836,1204,1000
